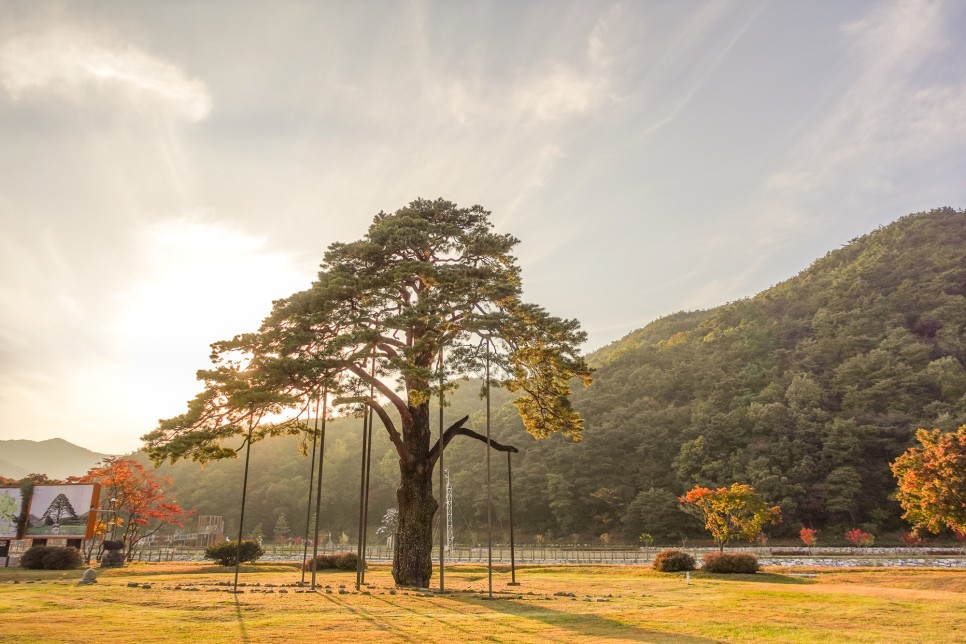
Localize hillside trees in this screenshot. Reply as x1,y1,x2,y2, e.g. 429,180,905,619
143,198,591,587
558,207,966,536
139,207,966,543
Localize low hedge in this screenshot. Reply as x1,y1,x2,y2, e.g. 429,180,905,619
204,540,265,566
702,552,759,574
303,551,360,571
652,549,696,572
20,545,84,570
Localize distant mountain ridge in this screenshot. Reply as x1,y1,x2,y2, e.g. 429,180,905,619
0,438,112,480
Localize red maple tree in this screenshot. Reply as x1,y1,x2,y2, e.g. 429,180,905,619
79,457,190,560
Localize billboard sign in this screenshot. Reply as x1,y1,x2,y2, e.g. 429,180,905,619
0,487,23,539
26,484,100,539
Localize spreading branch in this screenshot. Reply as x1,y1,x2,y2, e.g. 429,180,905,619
428,415,518,467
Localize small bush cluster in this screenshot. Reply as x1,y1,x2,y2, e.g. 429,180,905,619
20,545,84,570
302,551,359,571
204,540,265,566
701,552,759,574
844,529,875,547
799,527,818,547
652,549,696,572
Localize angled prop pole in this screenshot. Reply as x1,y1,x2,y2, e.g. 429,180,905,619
234,402,255,593
310,388,328,590
300,396,318,585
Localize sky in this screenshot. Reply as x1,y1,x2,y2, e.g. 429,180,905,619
1,0,964,454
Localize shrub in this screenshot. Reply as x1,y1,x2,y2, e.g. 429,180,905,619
20,545,48,569
844,528,875,547
652,549,695,572
303,554,336,571
302,551,359,571
204,540,265,566
900,531,922,547
702,552,759,574
799,527,818,547
334,551,359,570
20,545,83,570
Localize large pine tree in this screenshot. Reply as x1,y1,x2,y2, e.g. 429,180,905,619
143,198,591,587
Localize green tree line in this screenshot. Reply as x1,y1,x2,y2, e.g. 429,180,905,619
140,207,965,545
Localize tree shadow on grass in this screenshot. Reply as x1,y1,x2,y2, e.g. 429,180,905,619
233,596,250,644
449,594,722,643
694,571,816,585
323,593,418,643
368,594,478,640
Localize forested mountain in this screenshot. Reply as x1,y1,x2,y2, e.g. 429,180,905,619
144,208,965,545
543,206,966,540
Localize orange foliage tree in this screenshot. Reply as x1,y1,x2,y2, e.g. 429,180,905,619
799,527,818,547
79,457,190,560
891,424,966,536
679,483,781,552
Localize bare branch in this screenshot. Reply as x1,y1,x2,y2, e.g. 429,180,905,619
428,415,518,467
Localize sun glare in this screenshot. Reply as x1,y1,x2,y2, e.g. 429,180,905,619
106,214,309,433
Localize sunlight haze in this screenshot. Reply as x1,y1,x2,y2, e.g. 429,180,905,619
1,0,965,453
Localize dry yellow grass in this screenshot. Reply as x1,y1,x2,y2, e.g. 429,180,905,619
0,563,963,643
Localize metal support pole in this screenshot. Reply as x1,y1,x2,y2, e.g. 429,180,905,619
507,450,519,586
438,348,445,591
300,396,319,584
485,338,493,599
360,399,374,584
359,352,377,586
310,389,328,590
233,405,255,592
355,401,369,590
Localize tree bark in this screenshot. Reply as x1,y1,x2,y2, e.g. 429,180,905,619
392,459,436,587
389,402,517,587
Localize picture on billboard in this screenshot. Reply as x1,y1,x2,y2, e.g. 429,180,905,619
0,487,23,539
26,484,100,539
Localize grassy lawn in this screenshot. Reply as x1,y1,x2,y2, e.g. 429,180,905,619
0,563,963,643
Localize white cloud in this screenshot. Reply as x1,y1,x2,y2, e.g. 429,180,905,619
515,64,602,122
0,27,211,121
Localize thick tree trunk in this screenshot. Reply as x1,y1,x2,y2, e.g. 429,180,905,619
392,460,437,587
392,400,436,587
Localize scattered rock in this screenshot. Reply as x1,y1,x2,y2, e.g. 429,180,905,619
127,582,140,588
78,568,97,585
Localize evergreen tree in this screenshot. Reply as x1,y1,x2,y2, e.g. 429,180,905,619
273,513,291,542
143,198,591,586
